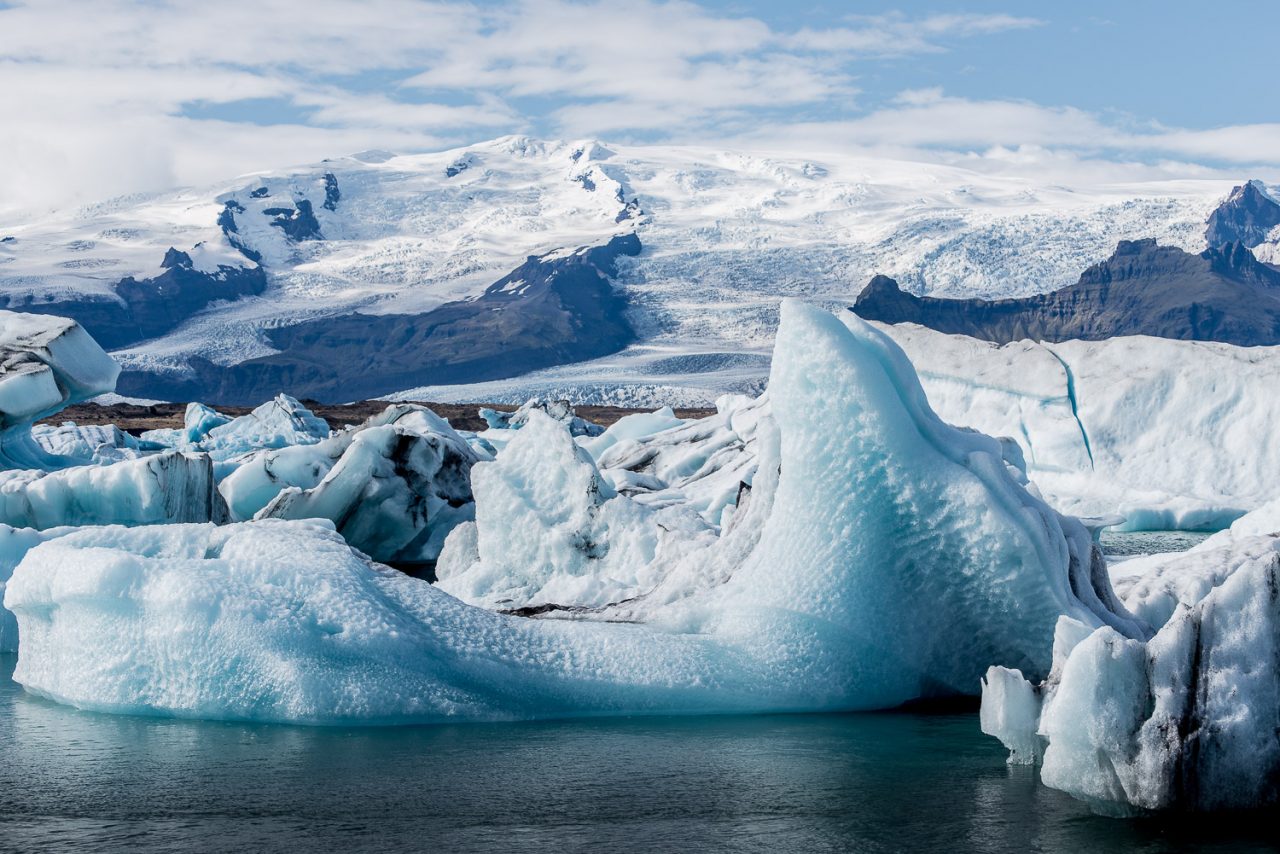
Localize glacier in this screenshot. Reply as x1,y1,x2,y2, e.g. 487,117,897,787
5,302,1146,724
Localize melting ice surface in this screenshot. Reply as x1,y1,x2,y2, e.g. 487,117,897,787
5,302,1142,723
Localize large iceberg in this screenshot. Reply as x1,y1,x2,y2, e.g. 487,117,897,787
981,500,1280,812
875,322,1280,529
7,302,1144,723
0,311,119,469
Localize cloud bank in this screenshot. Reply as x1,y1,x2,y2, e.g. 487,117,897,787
0,0,1273,215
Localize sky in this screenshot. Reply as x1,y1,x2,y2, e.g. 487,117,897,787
2,0,1278,214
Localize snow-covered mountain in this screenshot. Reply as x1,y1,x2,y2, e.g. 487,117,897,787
0,136,1246,403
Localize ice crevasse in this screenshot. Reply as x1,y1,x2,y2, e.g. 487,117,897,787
6,302,1145,723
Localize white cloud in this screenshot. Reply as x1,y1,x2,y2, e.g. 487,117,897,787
0,0,1274,217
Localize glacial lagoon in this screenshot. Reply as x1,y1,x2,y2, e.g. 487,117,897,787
0,655,1273,853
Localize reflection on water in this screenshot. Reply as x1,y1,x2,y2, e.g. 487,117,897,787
0,656,1274,852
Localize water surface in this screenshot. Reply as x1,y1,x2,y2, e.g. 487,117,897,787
0,657,1273,852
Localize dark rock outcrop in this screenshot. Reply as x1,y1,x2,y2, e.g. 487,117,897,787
852,238,1280,346
322,173,341,211
263,199,322,241
1205,181,1280,249
0,255,267,350
118,234,643,403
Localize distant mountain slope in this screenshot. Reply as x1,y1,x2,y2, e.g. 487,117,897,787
852,239,1280,345
1205,181,1280,248
116,235,640,404
0,247,264,350
0,136,1247,401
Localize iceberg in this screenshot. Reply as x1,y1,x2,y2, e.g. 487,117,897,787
0,311,120,470
186,394,330,460
435,409,715,610
875,322,1280,529
7,302,1144,724
593,394,767,528
479,398,604,437
31,422,147,465
219,403,479,565
0,524,72,652
0,451,228,530
982,509,1280,812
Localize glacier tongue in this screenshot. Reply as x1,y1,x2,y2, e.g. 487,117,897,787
6,301,1144,724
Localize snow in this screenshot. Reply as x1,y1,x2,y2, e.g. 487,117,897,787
6,302,1144,724
875,322,1280,529
0,311,119,469
0,137,1233,396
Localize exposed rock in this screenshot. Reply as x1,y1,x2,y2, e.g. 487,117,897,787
119,234,642,403
852,238,1280,346
1205,180,1280,248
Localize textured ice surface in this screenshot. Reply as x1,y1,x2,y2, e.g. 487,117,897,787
0,311,119,469
0,525,72,652
195,394,330,459
479,399,603,437
31,422,146,465
220,403,478,564
435,410,714,610
7,303,1143,724
983,525,1280,813
0,451,227,530
593,393,767,528
877,322,1280,529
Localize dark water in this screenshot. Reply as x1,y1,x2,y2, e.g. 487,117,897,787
1101,530,1213,557
1,659,1275,852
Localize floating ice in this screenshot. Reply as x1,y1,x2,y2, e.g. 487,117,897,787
877,322,1280,529
435,410,714,610
0,524,72,651
593,393,767,528
7,302,1143,724
0,311,120,470
982,527,1280,813
183,402,232,442
0,451,228,530
479,398,603,437
195,394,329,459
220,404,479,564
31,422,147,465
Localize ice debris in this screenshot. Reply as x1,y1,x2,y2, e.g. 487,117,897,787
0,311,119,470
982,509,1280,812
7,302,1145,724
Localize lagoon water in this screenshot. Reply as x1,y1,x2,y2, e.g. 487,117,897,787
0,656,1273,853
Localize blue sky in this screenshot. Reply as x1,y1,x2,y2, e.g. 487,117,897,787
2,0,1277,212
